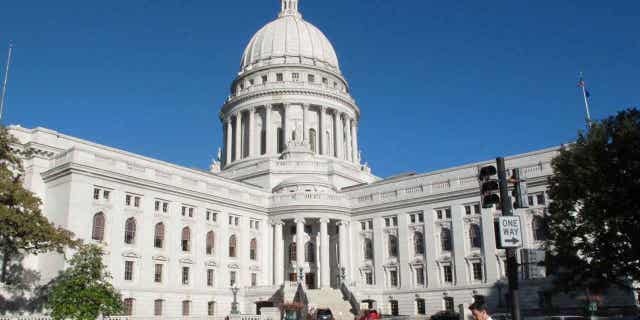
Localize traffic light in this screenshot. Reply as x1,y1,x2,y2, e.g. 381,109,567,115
511,168,529,209
479,165,500,208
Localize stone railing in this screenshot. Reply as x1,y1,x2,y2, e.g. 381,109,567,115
271,192,349,207
228,80,355,104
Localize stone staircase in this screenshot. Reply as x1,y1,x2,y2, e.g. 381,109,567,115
306,288,355,320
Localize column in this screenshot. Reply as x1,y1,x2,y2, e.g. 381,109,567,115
351,119,359,163
273,221,284,286
249,107,256,157
282,104,288,149
452,204,468,285
424,210,440,288
234,111,242,161
295,218,305,268
335,112,343,159
398,214,411,288
303,104,309,142
320,107,327,155
225,120,232,165
320,218,331,288
338,221,348,271
265,105,273,155
481,207,499,282
345,117,352,161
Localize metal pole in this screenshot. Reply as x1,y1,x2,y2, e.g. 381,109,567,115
579,72,593,128
497,157,521,320
0,42,13,122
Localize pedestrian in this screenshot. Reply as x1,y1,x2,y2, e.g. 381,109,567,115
468,301,493,320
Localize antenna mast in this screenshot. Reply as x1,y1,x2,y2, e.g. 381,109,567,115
0,42,14,122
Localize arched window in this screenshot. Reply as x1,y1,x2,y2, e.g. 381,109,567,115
305,242,315,263
364,238,374,260
441,229,452,251
229,235,237,257
181,227,191,252
414,232,425,255
92,212,105,241
470,224,482,248
309,129,317,153
206,231,215,255
289,242,297,262
154,223,164,248
388,235,398,257
532,216,546,241
250,238,257,260
124,217,136,244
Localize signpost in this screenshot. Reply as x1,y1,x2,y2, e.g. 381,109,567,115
498,216,523,248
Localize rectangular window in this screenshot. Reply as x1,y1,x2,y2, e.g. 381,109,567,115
155,200,160,212
474,204,481,214
207,269,214,287
154,264,162,283
416,267,425,285
189,207,194,217
390,300,399,316
235,217,239,225
229,216,233,225
528,195,535,207
473,262,483,281
207,211,211,221
125,194,132,206
255,221,259,229
230,271,237,286
304,225,312,234
208,301,216,316
392,216,398,226
417,299,426,315
443,265,453,283
390,270,398,287
365,272,373,285
445,208,452,219
249,79,254,85
292,73,299,81
251,273,257,287
124,261,134,281
537,193,546,205
182,206,187,217
162,202,168,213
436,210,443,220
262,75,268,84
308,74,315,83
465,205,472,215
444,297,455,312
134,196,140,208
182,300,191,316
103,190,110,200
154,299,163,316
182,267,190,285
361,222,366,231
385,218,390,227
276,73,283,81
250,220,254,228
368,220,373,229
322,77,328,84
410,214,416,223
93,188,100,200
418,213,424,223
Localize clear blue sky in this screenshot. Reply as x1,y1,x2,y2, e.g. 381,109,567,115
2,0,639,178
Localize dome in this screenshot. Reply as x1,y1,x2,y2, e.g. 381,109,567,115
272,175,337,193
239,1,340,75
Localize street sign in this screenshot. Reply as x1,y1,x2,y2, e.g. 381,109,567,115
498,216,523,248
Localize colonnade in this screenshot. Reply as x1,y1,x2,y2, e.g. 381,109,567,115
271,218,349,289
223,104,359,166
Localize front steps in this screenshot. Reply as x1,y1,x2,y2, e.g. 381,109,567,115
306,288,355,320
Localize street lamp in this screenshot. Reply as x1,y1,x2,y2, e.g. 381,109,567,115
298,266,304,284
231,285,240,314
339,267,346,283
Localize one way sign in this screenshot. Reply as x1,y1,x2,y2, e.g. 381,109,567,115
498,216,523,248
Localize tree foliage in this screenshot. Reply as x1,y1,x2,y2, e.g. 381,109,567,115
47,244,122,320
0,126,78,283
546,108,640,292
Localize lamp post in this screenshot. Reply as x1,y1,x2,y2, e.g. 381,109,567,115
298,266,304,284
231,285,240,314
339,267,346,284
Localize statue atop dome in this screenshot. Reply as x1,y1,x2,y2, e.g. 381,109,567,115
279,0,302,18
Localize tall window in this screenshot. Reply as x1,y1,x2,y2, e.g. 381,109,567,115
305,242,315,263
229,235,237,257
390,270,398,287
123,298,134,316
124,218,136,244
416,298,426,315
182,266,190,285
414,232,425,255
206,231,215,255
416,267,425,285
230,271,237,286
470,224,482,248
289,242,297,261
250,238,257,260
388,235,398,257
441,229,452,251
181,227,191,252
260,128,266,155
154,299,163,316
364,239,374,260
92,212,105,241
443,265,453,283
208,301,216,316
182,300,191,316
309,129,317,153
390,300,399,316
207,269,214,287
473,262,483,281
154,223,164,248
154,264,162,283
277,127,284,153
444,297,455,312
124,261,134,281
532,216,546,241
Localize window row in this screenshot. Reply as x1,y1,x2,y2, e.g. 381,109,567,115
288,242,316,263
236,72,346,94
122,298,217,316
381,226,482,260
92,213,258,259
124,262,259,288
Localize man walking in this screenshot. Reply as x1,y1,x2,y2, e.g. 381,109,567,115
469,301,493,320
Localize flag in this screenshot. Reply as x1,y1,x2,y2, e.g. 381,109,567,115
578,77,591,99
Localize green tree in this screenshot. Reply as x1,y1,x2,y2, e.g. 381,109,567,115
0,126,78,283
47,244,122,320
546,108,640,293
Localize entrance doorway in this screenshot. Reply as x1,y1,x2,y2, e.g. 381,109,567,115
305,273,316,289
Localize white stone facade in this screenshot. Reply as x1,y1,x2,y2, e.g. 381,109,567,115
8,0,636,318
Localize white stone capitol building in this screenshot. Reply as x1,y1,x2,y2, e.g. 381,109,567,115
13,0,632,318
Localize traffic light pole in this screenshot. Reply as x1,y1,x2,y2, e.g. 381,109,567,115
497,157,521,320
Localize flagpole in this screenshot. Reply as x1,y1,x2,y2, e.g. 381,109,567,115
0,42,13,123
579,72,593,128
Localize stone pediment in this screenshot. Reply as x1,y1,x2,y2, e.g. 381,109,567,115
228,263,241,269
204,260,217,267
179,257,195,265
122,251,141,259
152,254,169,262
249,265,261,271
